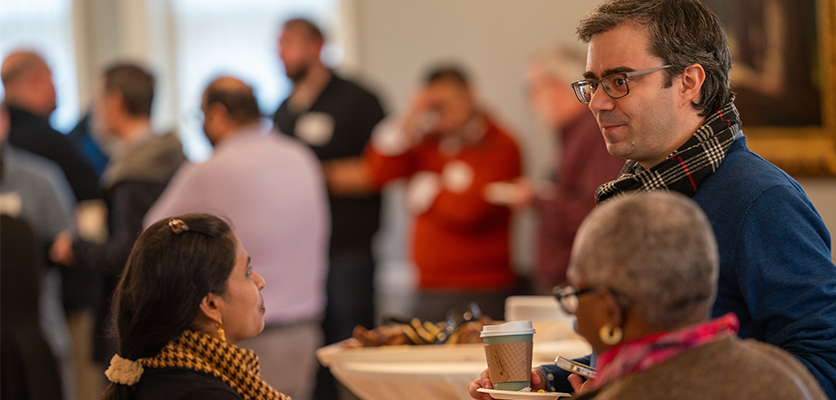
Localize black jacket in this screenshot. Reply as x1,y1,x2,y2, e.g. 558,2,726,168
72,132,185,361
130,368,241,400
7,104,101,201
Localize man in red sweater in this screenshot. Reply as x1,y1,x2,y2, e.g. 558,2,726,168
363,66,521,321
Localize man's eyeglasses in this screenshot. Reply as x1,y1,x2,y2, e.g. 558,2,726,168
570,65,672,104
552,285,631,315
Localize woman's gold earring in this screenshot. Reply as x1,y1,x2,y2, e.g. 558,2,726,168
599,323,622,345
216,317,226,342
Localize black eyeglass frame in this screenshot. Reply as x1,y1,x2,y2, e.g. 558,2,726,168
570,65,673,104
552,284,631,315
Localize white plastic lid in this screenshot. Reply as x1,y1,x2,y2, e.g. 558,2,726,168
480,321,536,337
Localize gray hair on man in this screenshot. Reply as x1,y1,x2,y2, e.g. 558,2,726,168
529,45,587,85
567,191,719,331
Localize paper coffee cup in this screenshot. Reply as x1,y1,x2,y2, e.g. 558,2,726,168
481,321,536,391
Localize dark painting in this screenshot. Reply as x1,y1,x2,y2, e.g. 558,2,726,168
701,0,822,126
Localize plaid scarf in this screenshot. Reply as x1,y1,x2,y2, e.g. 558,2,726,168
589,313,739,390
595,100,741,204
142,330,290,400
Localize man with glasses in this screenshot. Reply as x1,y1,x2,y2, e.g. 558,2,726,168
473,0,836,397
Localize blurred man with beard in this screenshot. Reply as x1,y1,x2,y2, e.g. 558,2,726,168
273,18,385,400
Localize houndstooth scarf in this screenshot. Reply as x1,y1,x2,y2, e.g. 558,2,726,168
595,100,741,204
142,330,290,400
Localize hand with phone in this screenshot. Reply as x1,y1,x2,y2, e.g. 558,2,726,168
555,356,596,395
554,356,596,378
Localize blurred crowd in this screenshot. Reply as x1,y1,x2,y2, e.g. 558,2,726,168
0,16,619,400
3,1,836,399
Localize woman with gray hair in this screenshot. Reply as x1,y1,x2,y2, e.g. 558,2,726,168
470,191,826,399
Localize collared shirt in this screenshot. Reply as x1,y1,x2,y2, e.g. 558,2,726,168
145,124,330,323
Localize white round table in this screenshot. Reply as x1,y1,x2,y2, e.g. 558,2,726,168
316,339,591,400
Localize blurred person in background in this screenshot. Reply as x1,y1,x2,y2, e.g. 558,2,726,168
331,65,522,322
2,50,100,202
67,110,113,177
273,18,385,400
1,100,74,399
0,98,77,400
4,52,113,400
469,192,828,400
146,76,329,400
1,217,64,400
513,46,624,293
49,64,185,396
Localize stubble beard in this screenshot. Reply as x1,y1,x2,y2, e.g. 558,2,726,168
287,63,310,84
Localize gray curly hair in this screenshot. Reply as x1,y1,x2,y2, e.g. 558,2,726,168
567,191,719,331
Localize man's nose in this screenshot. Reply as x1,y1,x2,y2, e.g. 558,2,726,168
588,86,615,113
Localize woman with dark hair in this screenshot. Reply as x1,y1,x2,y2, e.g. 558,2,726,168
100,213,289,400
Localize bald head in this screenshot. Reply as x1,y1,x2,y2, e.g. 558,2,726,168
201,77,261,145
203,77,260,124
2,51,48,84
1,51,56,117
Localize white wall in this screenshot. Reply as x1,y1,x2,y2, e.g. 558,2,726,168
798,179,836,259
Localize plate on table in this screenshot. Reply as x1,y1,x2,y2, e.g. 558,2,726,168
477,388,571,399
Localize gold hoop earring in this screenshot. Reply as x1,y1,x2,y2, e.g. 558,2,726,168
216,317,226,342
599,323,622,345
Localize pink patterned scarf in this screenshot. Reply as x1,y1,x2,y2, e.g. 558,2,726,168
589,313,740,390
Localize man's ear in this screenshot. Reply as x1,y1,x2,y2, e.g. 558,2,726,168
204,102,229,124
198,292,222,323
679,63,706,108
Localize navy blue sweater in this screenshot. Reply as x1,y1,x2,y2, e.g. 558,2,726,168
540,137,836,398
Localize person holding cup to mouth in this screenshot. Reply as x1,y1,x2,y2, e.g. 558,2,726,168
469,192,826,399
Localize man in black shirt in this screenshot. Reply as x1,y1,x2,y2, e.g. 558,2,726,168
273,18,385,400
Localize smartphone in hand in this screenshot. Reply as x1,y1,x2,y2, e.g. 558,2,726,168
555,356,597,379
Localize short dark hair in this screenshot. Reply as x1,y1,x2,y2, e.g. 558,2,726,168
101,213,236,399
204,81,261,124
424,65,470,89
577,0,732,117
103,64,155,117
283,18,324,43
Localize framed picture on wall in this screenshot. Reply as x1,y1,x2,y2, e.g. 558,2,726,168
701,0,836,176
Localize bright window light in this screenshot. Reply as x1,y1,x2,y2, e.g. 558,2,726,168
170,0,342,161
0,0,80,133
